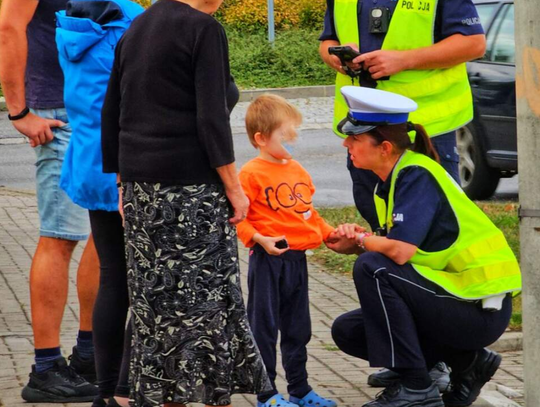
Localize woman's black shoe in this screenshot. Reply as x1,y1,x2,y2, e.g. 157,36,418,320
107,397,123,406
92,396,108,407
443,348,502,407
69,346,97,383
363,382,443,407
21,357,98,403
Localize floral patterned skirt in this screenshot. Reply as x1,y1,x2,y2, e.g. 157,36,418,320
123,182,270,406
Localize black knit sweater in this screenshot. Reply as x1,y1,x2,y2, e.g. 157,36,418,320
101,0,239,184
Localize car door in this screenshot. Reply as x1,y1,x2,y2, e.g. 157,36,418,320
468,2,516,169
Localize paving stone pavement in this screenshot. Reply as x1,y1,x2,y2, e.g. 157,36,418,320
0,189,524,407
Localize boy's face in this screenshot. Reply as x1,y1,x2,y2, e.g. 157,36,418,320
260,120,298,161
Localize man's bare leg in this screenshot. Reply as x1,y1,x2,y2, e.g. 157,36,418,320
30,236,77,349
76,235,99,331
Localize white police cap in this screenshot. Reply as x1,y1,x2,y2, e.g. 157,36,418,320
338,86,418,136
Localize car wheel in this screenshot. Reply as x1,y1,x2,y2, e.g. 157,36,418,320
457,124,501,200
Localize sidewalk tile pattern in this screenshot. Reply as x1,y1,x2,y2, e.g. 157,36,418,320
0,190,523,407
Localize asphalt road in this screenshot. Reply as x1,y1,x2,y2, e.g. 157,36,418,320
0,126,518,207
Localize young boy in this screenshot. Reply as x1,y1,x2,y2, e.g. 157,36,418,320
237,95,337,407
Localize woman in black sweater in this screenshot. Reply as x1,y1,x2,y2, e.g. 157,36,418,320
101,0,270,406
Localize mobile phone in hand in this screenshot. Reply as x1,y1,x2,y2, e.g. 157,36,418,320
275,239,289,249
328,46,361,62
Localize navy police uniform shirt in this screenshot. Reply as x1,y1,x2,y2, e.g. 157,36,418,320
320,0,484,53
376,166,459,252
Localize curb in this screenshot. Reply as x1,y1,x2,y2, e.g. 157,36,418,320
238,85,335,102
491,331,523,353
0,86,336,112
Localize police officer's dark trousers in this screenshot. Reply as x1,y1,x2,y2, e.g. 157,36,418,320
332,252,512,373
348,131,461,231
247,245,312,402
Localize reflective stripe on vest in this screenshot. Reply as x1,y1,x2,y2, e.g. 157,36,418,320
377,150,521,300
333,0,473,138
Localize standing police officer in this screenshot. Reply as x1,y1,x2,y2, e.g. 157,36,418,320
319,0,486,231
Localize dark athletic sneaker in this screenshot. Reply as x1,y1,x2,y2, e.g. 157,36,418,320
443,348,502,407
363,382,444,407
69,346,97,384
21,357,98,403
368,362,451,393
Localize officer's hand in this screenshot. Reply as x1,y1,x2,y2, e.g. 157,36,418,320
253,234,290,256
354,50,410,79
11,112,65,148
325,231,363,255
328,54,347,75
226,186,249,225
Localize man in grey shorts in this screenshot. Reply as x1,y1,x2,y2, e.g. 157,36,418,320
0,0,99,402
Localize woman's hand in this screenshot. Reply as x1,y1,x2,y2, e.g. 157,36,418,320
215,163,249,225
253,234,289,256
117,175,124,226
325,230,363,255
226,186,249,225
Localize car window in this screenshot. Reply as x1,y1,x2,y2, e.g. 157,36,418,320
490,4,515,63
475,3,498,31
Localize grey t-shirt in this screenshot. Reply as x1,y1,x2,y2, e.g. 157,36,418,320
26,0,66,109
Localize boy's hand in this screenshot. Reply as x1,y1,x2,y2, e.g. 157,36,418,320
253,234,290,256
336,223,366,240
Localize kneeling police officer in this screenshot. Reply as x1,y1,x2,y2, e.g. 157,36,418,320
327,87,522,407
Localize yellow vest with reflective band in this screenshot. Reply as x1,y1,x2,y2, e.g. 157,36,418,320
332,0,474,138
375,150,521,300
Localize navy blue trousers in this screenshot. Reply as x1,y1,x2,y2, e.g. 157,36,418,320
332,252,512,372
348,131,461,231
247,246,312,401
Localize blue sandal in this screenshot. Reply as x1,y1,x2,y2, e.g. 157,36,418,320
258,394,299,407
290,390,337,407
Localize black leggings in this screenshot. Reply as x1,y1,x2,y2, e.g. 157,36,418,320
89,210,132,398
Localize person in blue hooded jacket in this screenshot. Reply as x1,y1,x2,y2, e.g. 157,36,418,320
55,0,144,406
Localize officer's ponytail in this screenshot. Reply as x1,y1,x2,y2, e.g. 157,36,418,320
408,122,440,162
367,123,440,163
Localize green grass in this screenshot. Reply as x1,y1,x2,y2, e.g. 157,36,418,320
226,27,335,89
311,202,522,329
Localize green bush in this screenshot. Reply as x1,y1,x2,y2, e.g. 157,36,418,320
227,28,334,89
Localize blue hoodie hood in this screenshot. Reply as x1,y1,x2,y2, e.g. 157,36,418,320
56,0,142,61
56,0,144,211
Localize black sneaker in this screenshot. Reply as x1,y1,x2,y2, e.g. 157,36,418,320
21,357,98,403
443,348,502,407
368,368,401,387
363,382,443,407
367,363,451,393
69,346,97,383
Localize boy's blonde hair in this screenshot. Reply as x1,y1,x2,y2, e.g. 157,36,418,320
245,94,303,148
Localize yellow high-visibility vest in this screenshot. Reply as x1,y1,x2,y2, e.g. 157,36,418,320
375,150,521,300
333,0,473,138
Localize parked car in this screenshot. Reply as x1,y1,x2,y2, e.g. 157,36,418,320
457,0,516,200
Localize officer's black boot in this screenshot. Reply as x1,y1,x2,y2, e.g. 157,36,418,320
363,382,443,407
443,348,502,407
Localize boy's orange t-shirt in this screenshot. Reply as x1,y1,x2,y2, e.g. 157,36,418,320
237,157,335,251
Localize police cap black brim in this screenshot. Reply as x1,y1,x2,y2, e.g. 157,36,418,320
338,120,377,136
